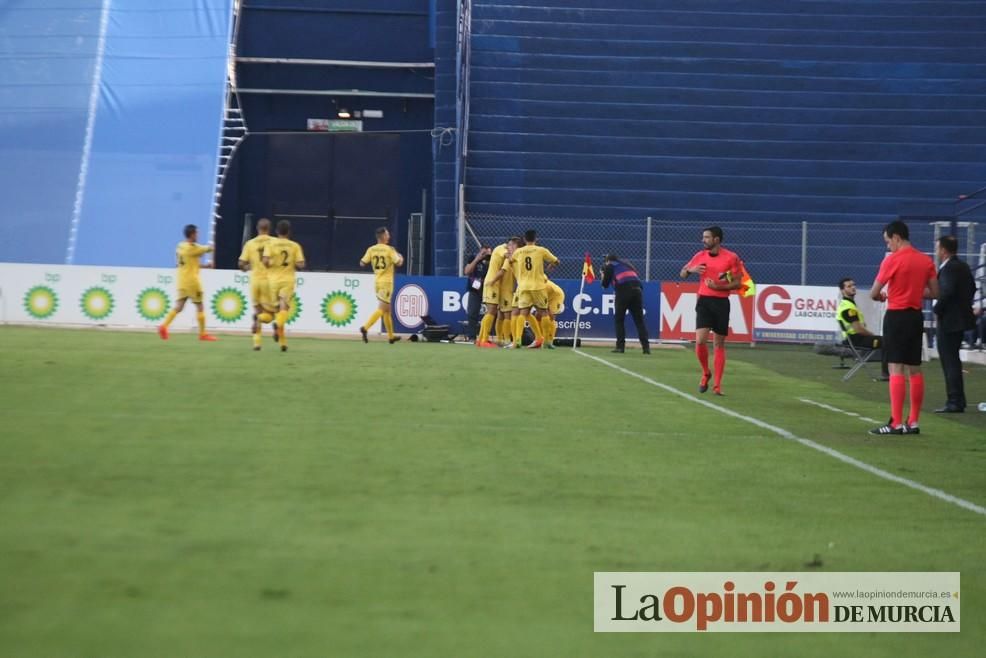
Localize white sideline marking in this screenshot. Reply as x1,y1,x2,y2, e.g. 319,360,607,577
799,398,880,424
574,349,986,518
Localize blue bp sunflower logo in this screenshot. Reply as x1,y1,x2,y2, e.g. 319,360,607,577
80,286,114,320
136,287,171,321
321,291,357,327
24,286,58,319
286,293,302,325
211,287,247,323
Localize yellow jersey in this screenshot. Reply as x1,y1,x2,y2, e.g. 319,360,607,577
176,242,212,286
263,237,305,283
510,244,558,292
361,244,402,285
484,243,510,285
238,234,272,282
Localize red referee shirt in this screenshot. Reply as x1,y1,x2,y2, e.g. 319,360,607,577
685,247,742,298
875,245,936,311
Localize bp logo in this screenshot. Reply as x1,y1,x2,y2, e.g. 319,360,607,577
286,293,302,324
80,287,114,320
24,285,58,319
136,287,171,321
321,291,358,327
211,287,247,323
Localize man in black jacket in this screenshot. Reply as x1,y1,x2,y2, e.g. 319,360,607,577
601,254,650,354
933,235,976,413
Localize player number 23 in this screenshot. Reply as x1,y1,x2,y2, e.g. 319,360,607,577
372,255,387,270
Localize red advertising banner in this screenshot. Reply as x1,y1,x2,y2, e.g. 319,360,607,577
659,282,755,342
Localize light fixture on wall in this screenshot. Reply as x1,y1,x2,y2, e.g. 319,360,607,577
337,108,352,119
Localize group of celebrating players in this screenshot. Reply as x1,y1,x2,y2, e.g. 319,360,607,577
475,229,566,350
158,221,567,351
159,217,403,351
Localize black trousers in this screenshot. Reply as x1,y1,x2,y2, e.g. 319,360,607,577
848,333,889,377
936,326,966,410
614,285,649,349
465,289,482,340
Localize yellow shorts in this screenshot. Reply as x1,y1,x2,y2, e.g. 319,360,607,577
499,283,514,312
270,280,295,303
517,289,548,310
547,293,564,315
251,279,274,308
177,281,203,304
482,284,500,306
376,283,393,304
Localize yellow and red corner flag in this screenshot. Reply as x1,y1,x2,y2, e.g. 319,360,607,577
582,252,596,284
739,261,755,298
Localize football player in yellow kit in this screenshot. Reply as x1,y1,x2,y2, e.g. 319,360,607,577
158,224,216,341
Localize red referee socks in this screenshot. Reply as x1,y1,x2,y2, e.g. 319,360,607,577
696,343,710,377
889,374,906,427
713,348,726,390
908,372,925,426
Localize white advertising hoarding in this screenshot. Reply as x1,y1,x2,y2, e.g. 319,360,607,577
0,263,376,335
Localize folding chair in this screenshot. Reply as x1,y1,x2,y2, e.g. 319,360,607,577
834,336,878,382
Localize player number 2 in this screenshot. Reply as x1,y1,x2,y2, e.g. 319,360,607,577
524,256,533,271
281,250,289,266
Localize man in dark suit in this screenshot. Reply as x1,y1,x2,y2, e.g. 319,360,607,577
933,235,977,413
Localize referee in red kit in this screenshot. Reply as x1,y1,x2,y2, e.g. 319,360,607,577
868,220,938,435
680,226,743,396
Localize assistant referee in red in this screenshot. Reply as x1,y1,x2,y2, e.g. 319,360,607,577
868,220,938,435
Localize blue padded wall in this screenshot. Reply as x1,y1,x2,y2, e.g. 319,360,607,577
465,0,986,224
1,2,100,263
0,0,234,266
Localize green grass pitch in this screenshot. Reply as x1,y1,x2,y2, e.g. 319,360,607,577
1,326,984,656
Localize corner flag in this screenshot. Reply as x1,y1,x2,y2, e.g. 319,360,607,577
582,253,596,284
739,261,755,298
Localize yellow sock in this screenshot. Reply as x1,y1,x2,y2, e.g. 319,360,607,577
252,326,262,347
382,313,395,339
528,314,543,340
513,315,524,345
276,310,288,344
549,320,557,343
479,315,494,343
501,317,512,343
540,315,553,343
161,308,178,328
196,311,206,335
363,309,383,332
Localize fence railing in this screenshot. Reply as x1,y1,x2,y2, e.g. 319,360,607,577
464,214,980,291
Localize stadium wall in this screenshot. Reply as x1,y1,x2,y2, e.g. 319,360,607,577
456,0,986,272
0,1,235,267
